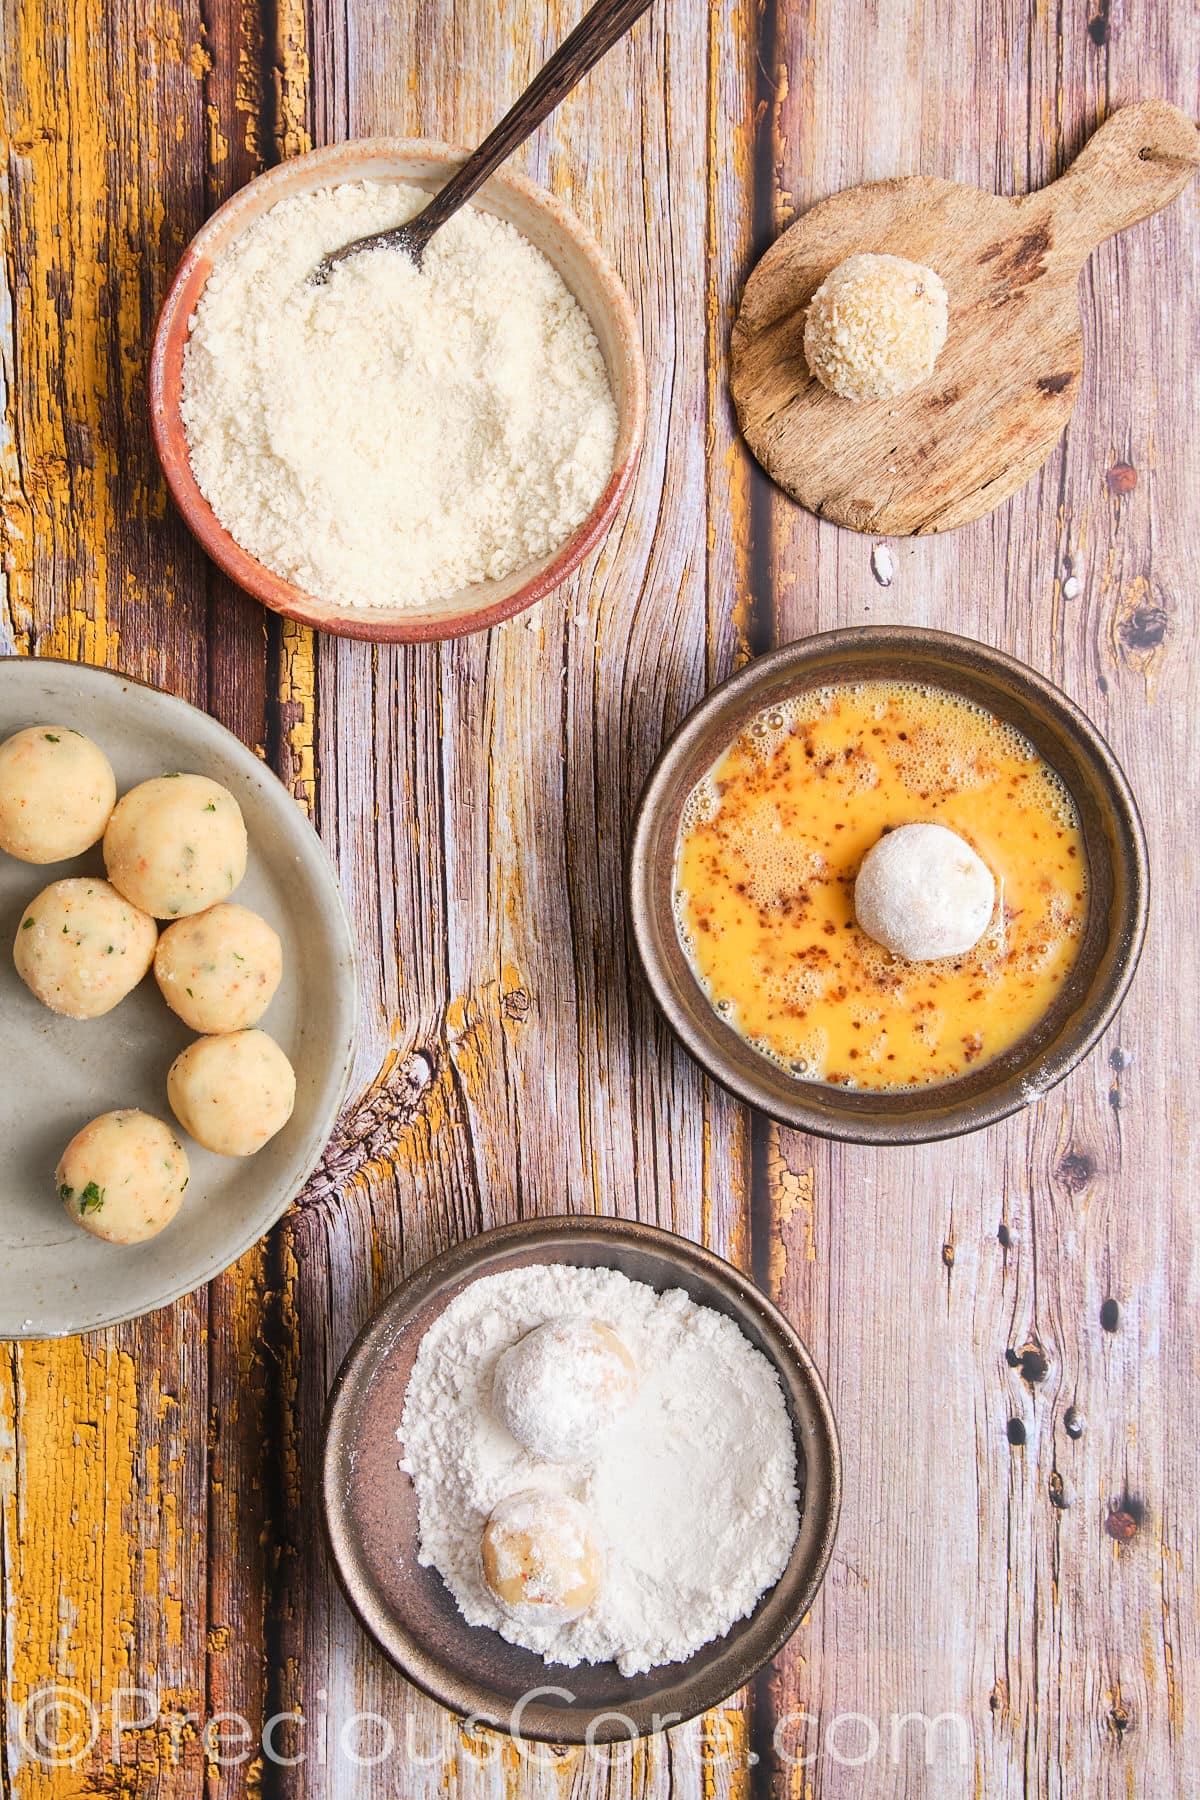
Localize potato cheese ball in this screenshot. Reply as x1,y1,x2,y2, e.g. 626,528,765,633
56,1108,190,1245
493,1318,639,1462
854,821,996,961
481,1489,602,1624
804,252,949,403
14,878,158,1018
167,1028,296,1156
104,773,248,918
0,724,117,863
155,902,283,1033
1,713,297,1255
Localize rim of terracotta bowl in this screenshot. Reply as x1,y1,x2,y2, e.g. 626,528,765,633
628,625,1149,1145
321,1216,841,1744
149,139,647,643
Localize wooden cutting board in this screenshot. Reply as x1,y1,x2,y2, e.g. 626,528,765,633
730,100,1198,536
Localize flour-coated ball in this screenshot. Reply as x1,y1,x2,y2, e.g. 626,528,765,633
481,1489,602,1623
103,774,248,918
155,902,283,1033
56,1108,190,1245
0,725,117,862
854,822,995,961
493,1318,638,1463
14,878,157,1018
804,253,949,403
167,1027,295,1156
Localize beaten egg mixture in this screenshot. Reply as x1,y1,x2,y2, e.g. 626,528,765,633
674,681,1087,1090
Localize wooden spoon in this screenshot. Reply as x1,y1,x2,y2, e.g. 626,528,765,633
313,0,654,282
731,101,1199,536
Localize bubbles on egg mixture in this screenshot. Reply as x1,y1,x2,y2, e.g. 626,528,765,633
736,681,1064,807
680,774,720,832
743,690,830,761
719,802,827,911
1034,765,1079,830
672,677,1088,1092
748,948,829,1007
751,1024,832,1081
672,884,696,954
860,684,1031,797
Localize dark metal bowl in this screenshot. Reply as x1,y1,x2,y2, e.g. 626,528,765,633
628,626,1148,1144
322,1216,841,1743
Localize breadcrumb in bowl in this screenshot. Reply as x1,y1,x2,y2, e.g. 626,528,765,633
150,140,646,643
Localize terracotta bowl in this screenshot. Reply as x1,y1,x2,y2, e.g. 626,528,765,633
322,1217,841,1744
149,140,646,642
629,626,1149,1145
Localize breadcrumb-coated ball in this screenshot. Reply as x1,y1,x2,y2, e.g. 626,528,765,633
804,253,949,403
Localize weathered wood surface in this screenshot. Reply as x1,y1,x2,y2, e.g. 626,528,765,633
0,1,1196,1796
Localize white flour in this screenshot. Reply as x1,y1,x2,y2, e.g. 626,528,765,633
181,181,618,611
397,1264,800,1675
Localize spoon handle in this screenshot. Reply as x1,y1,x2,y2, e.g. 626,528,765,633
406,0,655,254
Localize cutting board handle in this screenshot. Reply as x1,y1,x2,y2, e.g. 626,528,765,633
1048,100,1198,263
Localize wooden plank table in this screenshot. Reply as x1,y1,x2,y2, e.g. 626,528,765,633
0,0,1196,1792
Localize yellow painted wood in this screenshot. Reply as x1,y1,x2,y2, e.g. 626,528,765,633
1,2,213,1795
271,0,318,817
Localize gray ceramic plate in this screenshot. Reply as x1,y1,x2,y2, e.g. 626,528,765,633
322,1217,842,1744
0,657,358,1338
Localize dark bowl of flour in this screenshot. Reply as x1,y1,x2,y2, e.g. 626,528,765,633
322,1215,841,1744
